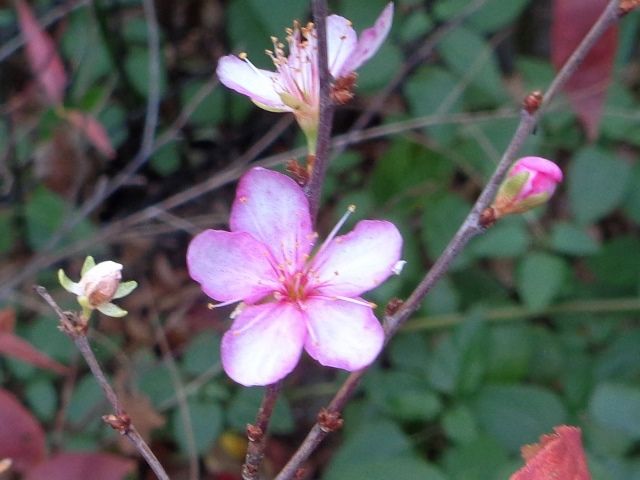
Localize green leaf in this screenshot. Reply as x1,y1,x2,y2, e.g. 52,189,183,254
364,370,441,422
442,404,480,445
438,27,506,107
443,435,509,480
370,139,454,204
467,0,531,33
356,44,403,91
150,142,181,176
245,0,307,37
124,47,167,98
172,400,223,454
25,187,96,251
550,222,600,255
469,218,530,258
324,420,447,480
421,194,472,268
586,236,640,288
474,384,567,453
517,252,567,310
589,383,640,439
405,66,462,145
181,331,221,377
623,164,640,224
0,212,14,253
568,147,631,224
25,379,57,421
485,324,533,382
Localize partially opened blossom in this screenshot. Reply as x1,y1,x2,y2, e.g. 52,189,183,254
492,156,563,219
187,168,403,386
216,3,394,152
510,425,591,480
59,256,137,318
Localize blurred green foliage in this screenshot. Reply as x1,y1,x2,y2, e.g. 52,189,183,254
0,0,639,478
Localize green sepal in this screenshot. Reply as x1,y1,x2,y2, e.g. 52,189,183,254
81,256,96,276
511,192,551,213
496,171,529,204
58,269,80,294
97,302,128,318
114,280,138,299
252,99,289,113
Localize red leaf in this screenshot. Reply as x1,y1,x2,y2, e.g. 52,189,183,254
64,110,116,158
551,0,617,141
0,389,46,473
16,0,67,105
0,333,68,375
510,425,591,480
0,309,16,334
24,452,135,480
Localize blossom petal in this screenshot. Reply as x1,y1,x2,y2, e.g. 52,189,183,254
326,15,357,77
221,302,306,386
216,55,290,111
338,3,394,77
311,220,402,297
230,168,315,274
187,229,279,304
303,298,383,370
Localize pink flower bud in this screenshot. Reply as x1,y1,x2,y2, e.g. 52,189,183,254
510,156,563,202
78,261,122,307
491,156,563,218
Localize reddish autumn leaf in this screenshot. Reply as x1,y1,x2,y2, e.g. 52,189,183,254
16,0,67,105
24,452,135,480
64,109,116,158
551,0,617,141
0,333,68,375
0,309,15,333
0,389,46,474
510,425,591,480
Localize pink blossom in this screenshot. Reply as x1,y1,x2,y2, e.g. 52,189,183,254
491,156,563,218
509,156,563,202
510,425,591,480
187,168,402,386
215,3,393,146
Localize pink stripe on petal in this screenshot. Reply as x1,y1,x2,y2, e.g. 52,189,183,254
326,15,357,77
311,220,402,297
216,55,290,111
303,298,384,371
230,168,314,274
222,302,306,386
338,2,394,76
187,229,279,304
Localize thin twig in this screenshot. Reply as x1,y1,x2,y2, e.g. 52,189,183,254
274,1,622,477
34,286,170,480
304,0,335,220
150,302,200,480
242,382,283,480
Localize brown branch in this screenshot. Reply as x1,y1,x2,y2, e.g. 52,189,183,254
241,381,283,480
34,286,170,480
304,0,335,220
274,1,623,477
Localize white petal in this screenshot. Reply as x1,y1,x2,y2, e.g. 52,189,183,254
216,55,290,111
326,15,357,77
221,302,306,386
338,3,394,76
303,298,384,371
